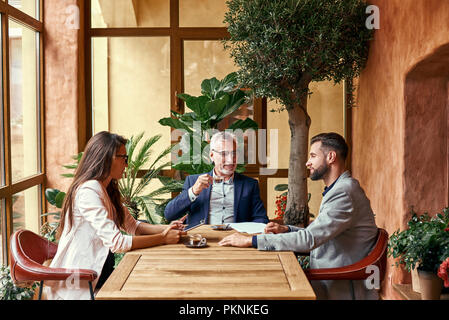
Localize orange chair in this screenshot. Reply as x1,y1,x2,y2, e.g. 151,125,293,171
9,229,98,300
305,228,389,284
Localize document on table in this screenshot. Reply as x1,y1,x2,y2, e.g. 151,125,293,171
227,222,267,234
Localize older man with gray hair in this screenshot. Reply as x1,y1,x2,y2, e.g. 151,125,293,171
165,131,269,227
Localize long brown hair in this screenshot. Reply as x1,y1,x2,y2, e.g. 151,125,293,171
58,131,128,238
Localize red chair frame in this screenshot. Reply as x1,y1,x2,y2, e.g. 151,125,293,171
9,229,98,300
305,228,389,281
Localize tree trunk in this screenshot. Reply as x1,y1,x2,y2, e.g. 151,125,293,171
283,84,311,227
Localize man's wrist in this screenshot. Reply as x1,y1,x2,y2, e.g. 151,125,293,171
188,187,199,202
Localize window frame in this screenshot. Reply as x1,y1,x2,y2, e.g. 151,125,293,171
0,0,44,265
84,0,350,216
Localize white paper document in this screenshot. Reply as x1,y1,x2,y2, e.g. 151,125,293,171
227,222,267,234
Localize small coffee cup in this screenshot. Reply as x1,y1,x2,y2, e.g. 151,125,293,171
189,234,207,246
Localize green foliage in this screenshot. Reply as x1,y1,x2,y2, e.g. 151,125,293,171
159,72,258,175
224,0,374,107
60,153,83,178
118,132,183,224
388,208,449,273
298,255,310,270
0,265,37,300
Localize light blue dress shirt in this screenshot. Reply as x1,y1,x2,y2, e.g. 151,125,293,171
188,171,235,224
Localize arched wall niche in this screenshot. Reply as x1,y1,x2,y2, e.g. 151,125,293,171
404,43,449,217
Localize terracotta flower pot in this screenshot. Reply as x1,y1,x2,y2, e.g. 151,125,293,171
418,270,443,300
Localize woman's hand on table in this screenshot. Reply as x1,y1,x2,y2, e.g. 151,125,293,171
162,224,187,244
168,214,187,230
218,233,253,248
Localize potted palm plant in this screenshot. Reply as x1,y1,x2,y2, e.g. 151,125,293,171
118,132,183,223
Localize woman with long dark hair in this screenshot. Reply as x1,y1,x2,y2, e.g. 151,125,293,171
44,131,186,300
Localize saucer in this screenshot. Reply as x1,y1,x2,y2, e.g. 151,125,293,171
184,242,208,248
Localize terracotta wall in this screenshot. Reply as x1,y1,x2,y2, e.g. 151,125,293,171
353,0,449,299
44,0,85,195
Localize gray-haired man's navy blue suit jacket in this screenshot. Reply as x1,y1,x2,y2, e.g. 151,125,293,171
164,171,269,226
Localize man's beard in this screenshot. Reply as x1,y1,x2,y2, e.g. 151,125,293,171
220,166,235,175
310,162,329,181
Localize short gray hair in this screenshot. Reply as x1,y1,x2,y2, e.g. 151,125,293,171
209,131,237,151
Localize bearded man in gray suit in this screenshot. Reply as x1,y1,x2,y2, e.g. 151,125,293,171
219,132,379,300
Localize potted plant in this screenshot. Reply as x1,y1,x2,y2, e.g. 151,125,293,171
159,72,258,175
118,132,184,223
0,265,37,300
388,207,449,299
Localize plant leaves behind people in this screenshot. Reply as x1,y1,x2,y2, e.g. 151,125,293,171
45,188,66,209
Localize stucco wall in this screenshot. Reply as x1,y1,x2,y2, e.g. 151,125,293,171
353,0,449,299
44,0,84,194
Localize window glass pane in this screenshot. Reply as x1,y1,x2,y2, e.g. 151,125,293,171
267,81,344,216
180,0,228,27
12,185,40,234
92,37,171,168
9,20,39,182
184,40,237,97
92,0,169,28
8,0,38,19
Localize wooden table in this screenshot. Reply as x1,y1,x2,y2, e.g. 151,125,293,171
96,225,316,300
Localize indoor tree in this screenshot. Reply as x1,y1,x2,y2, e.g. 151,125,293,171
224,0,373,225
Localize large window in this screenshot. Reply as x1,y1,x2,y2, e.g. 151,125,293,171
0,0,43,265
87,0,346,219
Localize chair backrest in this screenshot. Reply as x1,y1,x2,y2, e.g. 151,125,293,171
9,229,97,283
305,228,389,281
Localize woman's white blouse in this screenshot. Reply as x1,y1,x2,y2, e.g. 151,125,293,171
44,180,140,300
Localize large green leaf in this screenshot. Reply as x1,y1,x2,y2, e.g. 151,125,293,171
206,94,230,120
274,184,288,192
217,90,248,120
45,189,65,208
201,77,221,99
219,72,238,93
45,188,60,206
228,118,259,131
178,94,209,120
159,117,192,132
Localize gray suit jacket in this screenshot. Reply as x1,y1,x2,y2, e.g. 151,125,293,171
256,171,379,300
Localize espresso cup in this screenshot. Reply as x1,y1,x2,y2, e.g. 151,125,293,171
189,234,207,246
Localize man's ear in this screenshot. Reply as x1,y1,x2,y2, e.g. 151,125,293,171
327,150,337,164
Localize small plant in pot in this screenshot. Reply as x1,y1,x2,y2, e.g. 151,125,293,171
0,265,37,300
388,207,449,299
